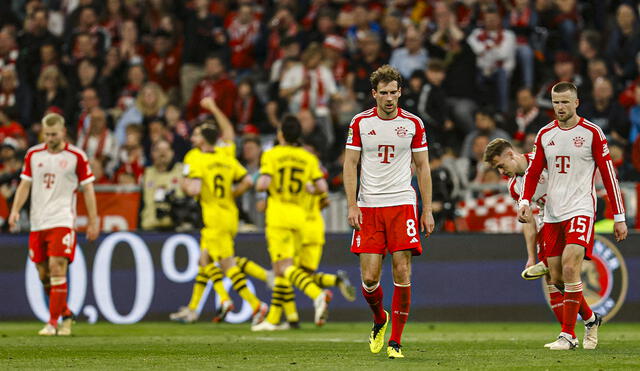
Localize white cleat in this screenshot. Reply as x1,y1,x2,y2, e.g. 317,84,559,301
169,306,191,321
38,323,57,336
251,320,279,332
251,302,268,326
548,333,578,350
266,270,275,290
58,315,74,336
314,289,333,326
583,313,602,350
521,261,549,280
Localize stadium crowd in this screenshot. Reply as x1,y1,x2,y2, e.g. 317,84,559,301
1,0,640,232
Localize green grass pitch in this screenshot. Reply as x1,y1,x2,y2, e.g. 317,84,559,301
1,322,639,370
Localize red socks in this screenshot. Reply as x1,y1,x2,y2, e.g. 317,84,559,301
389,283,411,345
561,282,583,337
547,285,564,324
361,283,386,324
49,277,68,327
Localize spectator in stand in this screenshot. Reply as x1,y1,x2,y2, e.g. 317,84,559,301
89,157,111,184
381,10,405,51
164,103,190,142
467,5,516,113
297,109,328,159
505,87,551,143
429,1,478,136
305,8,338,45
269,36,301,86
238,135,264,227
507,0,537,89
345,4,382,55
100,0,127,40
401,70,425,120
234,78,266,135
140,139,184,230
323,35,349,90
346,31,387,107
116,81,167,145
114,124,145,185
99,46,127,108
227,3,260,75
69,31,101,67
582,58,610,102
629,85,640,144
618,51,640,110
144,30,181,95
390,25,428,79
264,6,300,70
181,0,226,104
186,54,236,121
577,30,602,81
34,42,60,84
280,43,337,136
116,63,145,112
0,108,26,150
0,66,31,128
578,77,629,143
417,59,455,149
77,107,118,175
0,29,18,70
536,51,583,112
33,65,67,123
68,87,100,141
425,144,455,231
66,6,108,62
115,19,143,65
460,108,510,160
17,8,61,85
606,3,640,83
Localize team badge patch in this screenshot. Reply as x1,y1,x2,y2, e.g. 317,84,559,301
347,128,353,144
395,126,408,138
573,136,585,148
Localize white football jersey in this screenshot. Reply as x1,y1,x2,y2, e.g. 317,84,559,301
21,143,95,231
521,118,625,222
345,107,428,207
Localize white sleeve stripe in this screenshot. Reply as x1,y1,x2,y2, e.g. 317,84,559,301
606,160,624,212
345,145,361,151
20,174,32,181
80,176,95,186
411,147,429,152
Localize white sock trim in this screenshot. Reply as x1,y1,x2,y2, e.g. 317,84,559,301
547,285,560,293
584,313,596,324
393,282,411,287
50,277,66,286
362,282,379,292
565,281,583,293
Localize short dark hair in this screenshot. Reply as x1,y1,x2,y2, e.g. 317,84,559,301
552,82,578,96
280,114,302,144
483,138,513,164
370,65,402,91
427,59,446,72
200,122,219,145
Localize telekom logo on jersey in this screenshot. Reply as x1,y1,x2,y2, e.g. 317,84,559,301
377,144,395,164
44,173,55,188
555,156,571,174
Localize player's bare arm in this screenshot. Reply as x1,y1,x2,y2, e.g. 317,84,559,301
232,175,253,198
8,179,31,232
522,217,537,268
81,182,99,242
255,174,271,192
412,150,434,237
182,178,202,197
343,148,362,230
200,97,235,143
517,201,532,223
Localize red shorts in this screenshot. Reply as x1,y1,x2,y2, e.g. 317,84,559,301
543,215,594,260
29,227,77,263
350,204,422,256
536,223,549,263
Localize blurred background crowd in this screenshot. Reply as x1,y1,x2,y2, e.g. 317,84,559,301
1,0,640,232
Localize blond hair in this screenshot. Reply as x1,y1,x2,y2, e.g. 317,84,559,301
370,64,402,91
136,82,168,117
42,113,65,128
37,65,67,91
482,138,512,164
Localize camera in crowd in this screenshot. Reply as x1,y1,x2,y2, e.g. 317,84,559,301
156,190,203,231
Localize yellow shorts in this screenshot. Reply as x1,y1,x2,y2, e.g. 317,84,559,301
201,227,235,262
295,243,323,271
302,216,325,246
266,226,302,263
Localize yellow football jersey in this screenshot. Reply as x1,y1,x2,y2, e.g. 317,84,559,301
260,145,324,228
187,149,247,228
183,140,236,176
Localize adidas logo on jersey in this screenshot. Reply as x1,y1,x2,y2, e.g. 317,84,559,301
367,130,377,135
410,237,419,243
548,140,555,146
578,235,586,241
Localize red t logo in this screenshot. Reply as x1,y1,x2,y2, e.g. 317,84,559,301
378,145,395,164
44,173,55,189
555,155,570,174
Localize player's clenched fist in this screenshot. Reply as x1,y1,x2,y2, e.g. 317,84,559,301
421,210,434,237
347,205,362,230
517,204,531,223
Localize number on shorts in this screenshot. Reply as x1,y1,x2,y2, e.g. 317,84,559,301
569,217,588,234
406,219,417,237
62,232,72,247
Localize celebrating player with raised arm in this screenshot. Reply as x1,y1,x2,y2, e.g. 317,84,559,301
343,65,434,359
9,113,99,336
518,82,628,350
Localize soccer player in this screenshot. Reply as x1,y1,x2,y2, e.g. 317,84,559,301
484,138,599,337
182,123,268,326
9,113,99,336
343,65,434,358
251,115,332,331
518,82,627,350
171,98,269,323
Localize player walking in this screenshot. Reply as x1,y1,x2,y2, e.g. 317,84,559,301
343,65,434,358
9,113,99,336
518,82,627,350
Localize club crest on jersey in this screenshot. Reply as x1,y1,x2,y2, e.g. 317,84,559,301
573,136,585,148
395,126,408,138
541,235,628,322
59,159,68,169
347,128,353,144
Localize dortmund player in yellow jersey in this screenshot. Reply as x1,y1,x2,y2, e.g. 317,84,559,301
183,123,268,325
251,116,332,331
170,98,268,323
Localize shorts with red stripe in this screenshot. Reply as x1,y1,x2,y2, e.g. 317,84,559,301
29,227,77,263
536,223,548,263
543,215,594,260
350,204,422,256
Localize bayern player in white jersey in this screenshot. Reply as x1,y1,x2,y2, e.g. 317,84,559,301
9,113,98,336
518,82,627,350
343,65,434,359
